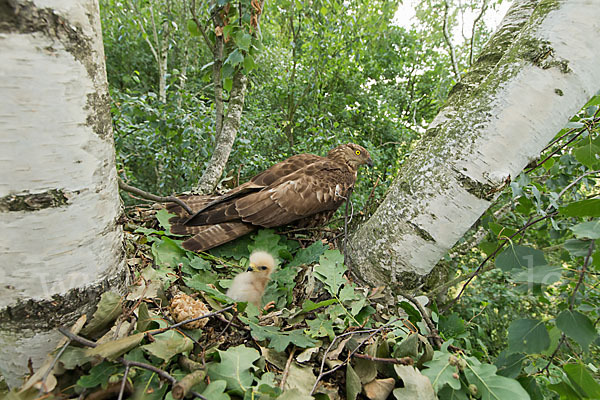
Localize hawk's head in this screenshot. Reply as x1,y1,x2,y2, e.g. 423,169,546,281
328,143,373,170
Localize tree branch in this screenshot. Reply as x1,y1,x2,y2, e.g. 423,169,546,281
117,177,193,215
442,0,461,80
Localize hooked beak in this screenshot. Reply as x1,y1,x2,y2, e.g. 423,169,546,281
246,263,256,272
367,158,374,167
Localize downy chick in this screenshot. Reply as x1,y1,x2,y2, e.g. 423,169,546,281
226,250,275,307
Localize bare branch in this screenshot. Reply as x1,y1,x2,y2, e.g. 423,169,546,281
442,0,461,80
117,177,193,215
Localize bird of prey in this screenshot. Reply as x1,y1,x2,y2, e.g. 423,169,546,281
226,250,276,307
167,143,373,251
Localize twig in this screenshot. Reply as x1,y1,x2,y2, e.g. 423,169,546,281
310,320,397,395
56,328,208,400
173,370,207,399
279,346,297,389
570,240,595,310
38,340,70,395
149,304,234,334
353,353,413,365
397,290,442,348
117,365,130,400
468,0,487,66
118,177,193,215
442,0,461,81
539,334,566,376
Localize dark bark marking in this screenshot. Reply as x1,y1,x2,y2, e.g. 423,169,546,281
0,189,73,212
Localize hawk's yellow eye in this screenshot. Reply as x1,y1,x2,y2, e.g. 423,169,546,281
355,150,361,155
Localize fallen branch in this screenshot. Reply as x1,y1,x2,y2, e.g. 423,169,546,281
118,177,193,215
353,353,413,365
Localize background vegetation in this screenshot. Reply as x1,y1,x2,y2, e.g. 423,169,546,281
18,0,595,398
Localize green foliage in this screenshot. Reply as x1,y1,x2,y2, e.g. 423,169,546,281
207,345,261,396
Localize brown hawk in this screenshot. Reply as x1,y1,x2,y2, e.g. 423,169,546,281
167,143,373,251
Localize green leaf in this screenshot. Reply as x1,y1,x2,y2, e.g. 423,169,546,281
563,239,593,256
439,313,466,337
248,229,287,259
437,385,469,399
156,209,179,234
86,333,144,361
136,302,153,332
556,310,598,350
242,317,317,352
346,364,361,400
564,363,600,398
495,245,547,272
224,77,233,91
511,265,563,285
141,330,193,361
243,54,256,71
201,380,230,400
305,313,336,339
187,19,200,36
152,237,186,268
560,199,600,217
464,359,530,400
393,365,436,399
548,380,584,399
77,361,120,389
235,31,252,51
225,49,244,66
59,347,93,369
422,349,461,391
184,277,231,304
494,351,525,378
209,235,253,260
302,299,337,312
207,345,260,396
507,319,550,354
81,292,122,335
289,241,328,267
313,250,346,295
574,142,600,168
571,221,600,239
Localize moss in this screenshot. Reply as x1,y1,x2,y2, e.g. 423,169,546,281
0,267,127,332
0,189,72,212
455,173,497,201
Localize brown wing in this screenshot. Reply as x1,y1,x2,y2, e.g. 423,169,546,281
183,153,325,225
180,222,256,252
234,160,356,228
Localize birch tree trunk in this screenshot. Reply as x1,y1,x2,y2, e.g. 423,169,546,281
196,71,248,193
348,0,600,288
0,0,126,387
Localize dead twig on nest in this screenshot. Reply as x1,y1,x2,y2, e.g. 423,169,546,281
118,177,193,215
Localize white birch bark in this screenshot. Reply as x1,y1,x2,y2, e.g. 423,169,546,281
349,0,600,287
0,0,125,387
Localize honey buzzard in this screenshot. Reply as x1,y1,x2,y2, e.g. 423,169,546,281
167,143,373,251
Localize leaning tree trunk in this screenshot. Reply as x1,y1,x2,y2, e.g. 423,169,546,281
348,0,600,288
0,0,126,387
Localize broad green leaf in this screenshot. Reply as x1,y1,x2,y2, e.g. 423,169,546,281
512,265,562,285
151,237,186,268
289,241,328,267
224,77,233,91
507,319,550,354
302,299,337,312
437,385,469,399
556,310,598,351
518,376,544,400
81,292,122,335
141,330,193,361
393,333,419,358
313,250,346,295
439,313,466,337
305,314,335,339
187,19,200,36
564,363,600,398
242,317,317,352
136,302,154,331
189,257,211,271
208,345,260,396
571,221,600,239
346,364,361,400
155,209,178,233
548,380,584,399
563,239,593,256
495,245,547,272
243,54,256,71
86,333,144,361
574,142,600,168
77,361,120,389
393,365,436,399
201,380,230,400
59,347,93,369
560,199,600,217
422,350,461,391
209,234,253,260
225,49,244,66
248,229,287,261
494,351,525,378
184,277,231,303
464,359,530,400
235,31,252,51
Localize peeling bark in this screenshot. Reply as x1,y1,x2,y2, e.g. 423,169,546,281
0,0,125,387
348,0,600,288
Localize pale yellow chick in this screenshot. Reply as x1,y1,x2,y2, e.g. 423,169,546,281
226,250,275,307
